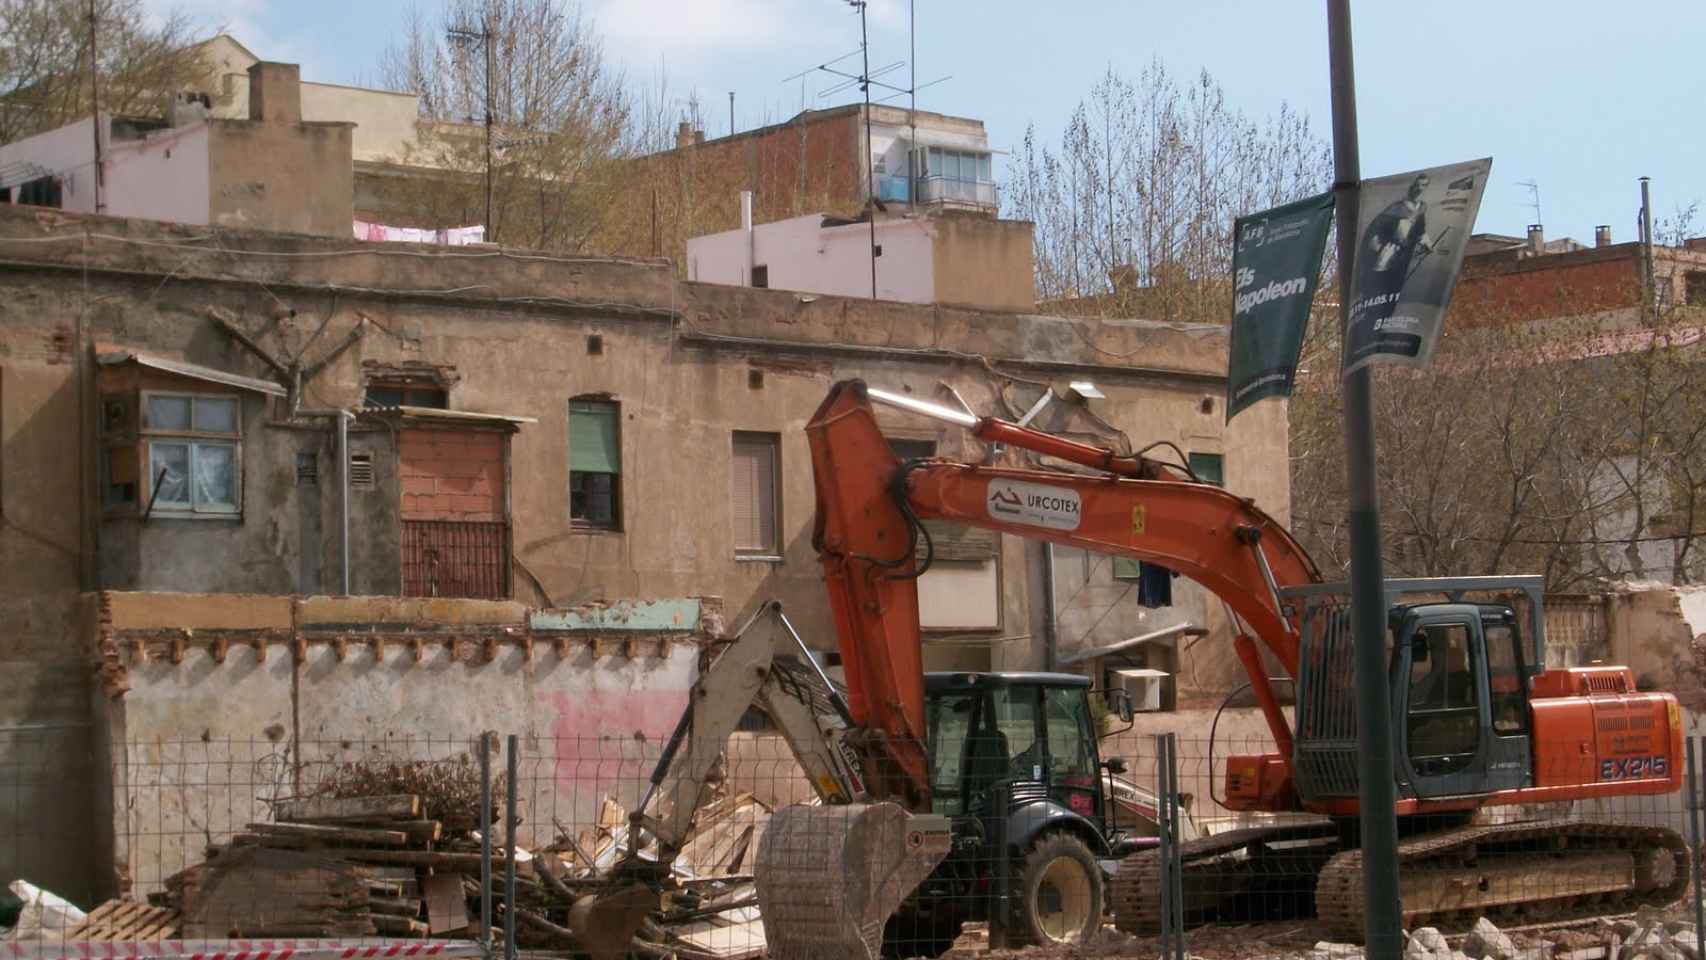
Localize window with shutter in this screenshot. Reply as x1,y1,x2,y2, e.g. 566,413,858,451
569,399,621,530
731,433,779,556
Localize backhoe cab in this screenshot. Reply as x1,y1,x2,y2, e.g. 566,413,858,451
886,672,1134,954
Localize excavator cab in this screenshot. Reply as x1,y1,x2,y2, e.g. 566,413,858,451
1389,602,1532,799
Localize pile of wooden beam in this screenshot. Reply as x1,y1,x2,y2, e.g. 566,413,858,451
157,793,484,939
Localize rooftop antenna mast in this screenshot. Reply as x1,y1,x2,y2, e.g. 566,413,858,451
780,4,949,298
1518,179,1542,228
447,14,496,241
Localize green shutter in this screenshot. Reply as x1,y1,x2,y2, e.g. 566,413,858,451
569,402,620,475
1188,452,1224,486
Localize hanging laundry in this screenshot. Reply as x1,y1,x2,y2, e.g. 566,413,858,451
1137,561,1176,608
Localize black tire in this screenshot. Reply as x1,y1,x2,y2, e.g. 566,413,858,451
1015,831,1104,945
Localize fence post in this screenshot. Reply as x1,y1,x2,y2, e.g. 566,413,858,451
504,734,519,960
990,780,1012,948
1156,733,1185,960
479,732,493,959
1688,735,1703,960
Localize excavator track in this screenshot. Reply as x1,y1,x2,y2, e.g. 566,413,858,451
1115,817,1687,941
1112,821,1341,933
1316,818,1689,942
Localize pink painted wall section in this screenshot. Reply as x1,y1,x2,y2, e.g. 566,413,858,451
687,212,935,303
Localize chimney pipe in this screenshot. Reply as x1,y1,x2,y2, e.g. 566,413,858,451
1526,224,1545,256
741,190,754,285
1640,177,1656,314
1595,225,1612,248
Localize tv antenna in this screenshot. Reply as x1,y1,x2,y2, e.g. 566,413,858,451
1517,179,1542,227
779,1,950,298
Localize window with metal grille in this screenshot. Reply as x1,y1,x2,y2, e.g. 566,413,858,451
570,399,621,530
731,432,780,557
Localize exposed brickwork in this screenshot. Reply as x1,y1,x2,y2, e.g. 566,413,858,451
1456,246,1641,326
397,427,504,521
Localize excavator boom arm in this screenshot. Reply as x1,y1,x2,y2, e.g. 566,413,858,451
808,380,1322,806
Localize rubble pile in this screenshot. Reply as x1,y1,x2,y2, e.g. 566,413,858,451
530,791,773,960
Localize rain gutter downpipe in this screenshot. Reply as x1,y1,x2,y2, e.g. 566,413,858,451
297,406,354,595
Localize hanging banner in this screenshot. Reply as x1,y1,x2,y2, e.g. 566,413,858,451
1227,191,1335,422
1343,157,1492,376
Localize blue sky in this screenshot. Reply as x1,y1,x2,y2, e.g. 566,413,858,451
160,0,1700,244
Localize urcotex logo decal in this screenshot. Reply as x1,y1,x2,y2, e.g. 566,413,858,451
986,479,1081,531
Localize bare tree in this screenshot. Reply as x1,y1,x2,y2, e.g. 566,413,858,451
1290,206,1706,591
1007,60,1332,322
0,0,215,145
375,0,631,251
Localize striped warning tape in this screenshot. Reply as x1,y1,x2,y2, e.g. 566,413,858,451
0,940,485,960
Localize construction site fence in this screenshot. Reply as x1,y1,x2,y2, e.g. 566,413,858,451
3,730,1706,960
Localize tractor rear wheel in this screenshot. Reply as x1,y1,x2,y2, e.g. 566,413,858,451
1015,832,1103,945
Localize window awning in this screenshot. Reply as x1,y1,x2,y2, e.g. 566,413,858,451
1113,668,1171,680
362,404,536,428
97,349,286,397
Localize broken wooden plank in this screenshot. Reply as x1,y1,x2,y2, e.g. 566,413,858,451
275,794,421,823
422,874,468,935
247,821,410,847
391,819,443,845
338,848,503,870
364,913,429,937
364,896,426,918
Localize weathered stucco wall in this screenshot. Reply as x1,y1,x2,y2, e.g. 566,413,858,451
208,119,354,237
928,214,1035,310
96,592,711,900
0,203,1292,899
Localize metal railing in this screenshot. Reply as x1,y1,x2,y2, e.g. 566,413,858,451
916,175,998,208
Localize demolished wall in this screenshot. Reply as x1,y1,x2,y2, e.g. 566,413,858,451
93,592,717,901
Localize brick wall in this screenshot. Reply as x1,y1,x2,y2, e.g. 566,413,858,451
398,427,504,521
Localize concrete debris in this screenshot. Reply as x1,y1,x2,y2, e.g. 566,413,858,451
1312,939,1364,960
1463,917,1519,960
1407,927,1455,960
545,790,771,960
4,881,86,942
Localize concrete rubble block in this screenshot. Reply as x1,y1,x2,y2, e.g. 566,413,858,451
1511,942,1556,960
1669,935,1703,960
1667,923,1699,937
1313,941,1365,960
1464,916,1519,960
1407,928,1454,960
106,590,293,630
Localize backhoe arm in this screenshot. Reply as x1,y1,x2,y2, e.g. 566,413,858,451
807,380,1322,807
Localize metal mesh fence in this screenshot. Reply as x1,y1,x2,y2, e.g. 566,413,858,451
1,729,1702,960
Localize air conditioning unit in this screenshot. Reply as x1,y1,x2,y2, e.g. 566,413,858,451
1113,667,1168,713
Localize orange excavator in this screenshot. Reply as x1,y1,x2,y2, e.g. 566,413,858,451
745,379,1685,956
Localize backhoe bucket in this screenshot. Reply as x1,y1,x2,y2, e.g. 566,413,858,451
755,803,952,960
